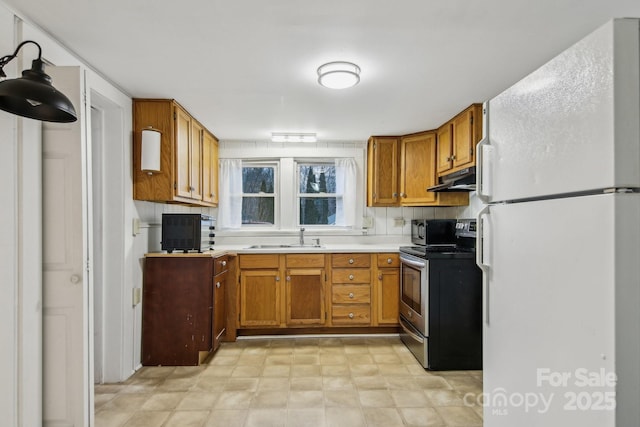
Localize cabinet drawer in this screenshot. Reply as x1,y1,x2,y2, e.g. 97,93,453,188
332,269,371,284
214,255,229,275
332,305,370,325
331,253,370,268
332,285,370,304
286,253,325,268
239,254,279,269
377,253,399,268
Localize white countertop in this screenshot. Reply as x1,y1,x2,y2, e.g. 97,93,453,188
146,243,403,257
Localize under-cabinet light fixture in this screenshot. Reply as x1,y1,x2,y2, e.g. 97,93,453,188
141,128,162,174
317,61,360,90
0,40,77,122
271,132,317,143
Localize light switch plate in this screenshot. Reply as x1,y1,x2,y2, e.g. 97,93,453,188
132,288,142,306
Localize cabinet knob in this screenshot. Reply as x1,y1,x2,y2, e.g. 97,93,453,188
348,258,354,264
451,155,456,160
276,276,280,282
216,282,221,288
392,192,398,197
387,258,392,264
286,276,291,281
221,260,227,267
400,192,406,198
348,292,355,299
348,274,354,280
378,274,382,280
348,313,355,319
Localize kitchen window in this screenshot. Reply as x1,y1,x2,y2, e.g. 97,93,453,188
218,154,359,231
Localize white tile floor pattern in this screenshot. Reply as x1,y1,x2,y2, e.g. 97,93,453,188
95,336,483,427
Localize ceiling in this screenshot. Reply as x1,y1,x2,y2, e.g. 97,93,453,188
4,0,640,142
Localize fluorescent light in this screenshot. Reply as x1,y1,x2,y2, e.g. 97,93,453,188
317,61,360,89
271,132,317,143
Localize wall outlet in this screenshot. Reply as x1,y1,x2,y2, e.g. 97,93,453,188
362,216,374,228
393,218,406,227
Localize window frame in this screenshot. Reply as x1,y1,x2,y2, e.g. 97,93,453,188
240,160,279,228
295,160,340,227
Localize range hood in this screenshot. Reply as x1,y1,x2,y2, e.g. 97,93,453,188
428,166,476,192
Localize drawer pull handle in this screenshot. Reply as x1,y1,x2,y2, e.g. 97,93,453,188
348,292,355,299
349,258,354,264
348,312,354,319
349,274,354,280
216,282,221,288
387,258,392,264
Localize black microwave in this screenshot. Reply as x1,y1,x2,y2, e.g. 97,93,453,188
411,219,456,246
161,213,215,253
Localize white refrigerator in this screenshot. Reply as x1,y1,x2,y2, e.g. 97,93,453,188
476,18,640,426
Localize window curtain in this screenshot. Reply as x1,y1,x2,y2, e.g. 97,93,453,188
335,158,357,227
218,159,243,229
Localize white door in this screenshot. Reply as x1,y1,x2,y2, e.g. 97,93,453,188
42,66,92,427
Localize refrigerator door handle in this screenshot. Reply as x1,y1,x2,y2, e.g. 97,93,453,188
477,205,491,324
476,102,493,203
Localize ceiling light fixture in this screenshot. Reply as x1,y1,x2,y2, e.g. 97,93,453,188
271,132,317,143
317,61,360,90
0,40,77,122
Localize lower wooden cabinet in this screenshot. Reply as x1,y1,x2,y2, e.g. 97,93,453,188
375,253,400,325
237,252,400,331
141,255,227,366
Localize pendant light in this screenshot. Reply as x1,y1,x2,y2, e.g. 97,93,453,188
0,40,77,123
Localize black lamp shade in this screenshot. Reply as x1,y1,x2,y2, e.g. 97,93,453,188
0,59,77,123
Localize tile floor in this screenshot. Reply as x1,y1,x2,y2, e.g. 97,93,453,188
95,336,483,427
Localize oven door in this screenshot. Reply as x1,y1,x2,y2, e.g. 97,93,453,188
399,252,428,335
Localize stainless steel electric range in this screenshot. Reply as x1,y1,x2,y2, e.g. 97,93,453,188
399,219,482,370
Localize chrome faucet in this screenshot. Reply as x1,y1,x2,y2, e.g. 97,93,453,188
299,227,305,246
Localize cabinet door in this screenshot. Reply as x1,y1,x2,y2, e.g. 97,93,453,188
452,108,474,169
190,120,204,200
436,122,453,175
174,106,192,199
400,132,437,205
202,131,219,205
213,271,227,351
286,269,325,326
240,269,281,327
377,268,399,325
367,136,399,206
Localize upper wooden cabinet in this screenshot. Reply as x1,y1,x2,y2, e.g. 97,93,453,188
367,133,468,207
437,104,483,176
367,136,399,206
133,98,219,207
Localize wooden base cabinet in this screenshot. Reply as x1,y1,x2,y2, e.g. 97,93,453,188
142,256,225,366
330,254,372,326
238,254,327,328
375,253,400,325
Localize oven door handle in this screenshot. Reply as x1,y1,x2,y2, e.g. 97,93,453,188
400,255,426,270
400,319,425,344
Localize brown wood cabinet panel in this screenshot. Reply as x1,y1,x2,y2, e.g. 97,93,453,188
214,255,229,275
331,253,371,268
376,253,399,268
331,269,371,284
239,269,280,327
332,284,371,304
202,130,219,204
367,136,400,206
400,131,438,205
376,268,399,325
286,254,325,268
332,305,371,325
286,268,325,325
437,122,453,175
132,99,219,207
142,257,213,366
239,254,280,269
